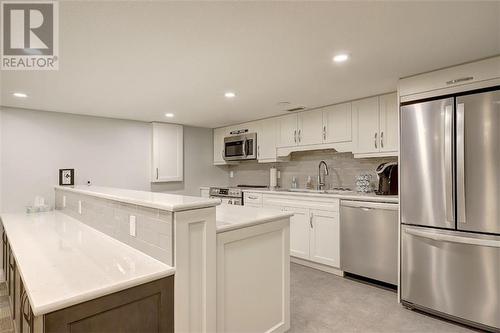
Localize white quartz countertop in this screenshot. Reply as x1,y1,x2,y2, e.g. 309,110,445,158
56,185,220,212
216,205,293,233
240,188,399,203
0,211,175,316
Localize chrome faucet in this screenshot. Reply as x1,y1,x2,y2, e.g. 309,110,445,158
318,161,329,191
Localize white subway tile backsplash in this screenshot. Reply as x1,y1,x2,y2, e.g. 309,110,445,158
54,189,173,265
228,151,397,190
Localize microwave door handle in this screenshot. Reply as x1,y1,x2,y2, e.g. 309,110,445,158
242,139,247,157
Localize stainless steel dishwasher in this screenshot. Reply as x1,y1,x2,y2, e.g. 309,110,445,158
340,200,398,285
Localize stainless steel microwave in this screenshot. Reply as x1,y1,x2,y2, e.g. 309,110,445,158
223,133,257,161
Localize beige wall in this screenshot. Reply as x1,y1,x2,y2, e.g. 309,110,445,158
227,151,397,190
0,108,228,213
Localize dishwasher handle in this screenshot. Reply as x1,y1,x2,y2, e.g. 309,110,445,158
341,200,398,211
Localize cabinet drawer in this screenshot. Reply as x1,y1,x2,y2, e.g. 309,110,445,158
243,192,263,206
262,194,339,212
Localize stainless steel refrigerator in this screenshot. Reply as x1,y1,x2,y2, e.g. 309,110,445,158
400,87,500,331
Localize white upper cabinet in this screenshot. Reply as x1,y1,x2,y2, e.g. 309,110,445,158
399,56,500,101
352,97,380,155
379,93,398,153
213,127,227,165
214,93,397,161
276,114,298,148
298,109,323,146
352,94,398,157
322,102,352,143
257,118,277,162
151,122,183,182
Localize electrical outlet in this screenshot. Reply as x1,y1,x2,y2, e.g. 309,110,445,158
62,195,66,208
129,215,136,237
78,200,82,214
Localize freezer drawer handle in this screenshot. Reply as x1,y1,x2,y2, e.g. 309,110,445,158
405,227,500,248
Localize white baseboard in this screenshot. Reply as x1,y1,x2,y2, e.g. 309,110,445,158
291,257,344,277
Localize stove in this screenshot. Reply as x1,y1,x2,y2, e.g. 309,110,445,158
209,187,243,205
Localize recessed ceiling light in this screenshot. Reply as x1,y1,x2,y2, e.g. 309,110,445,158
224,92,236,98
333,53,349,63
165,113,174,118
13,92,28,98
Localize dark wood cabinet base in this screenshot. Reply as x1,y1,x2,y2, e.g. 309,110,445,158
44,276,174,333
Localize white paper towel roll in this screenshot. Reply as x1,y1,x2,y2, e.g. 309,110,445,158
270,167,277,189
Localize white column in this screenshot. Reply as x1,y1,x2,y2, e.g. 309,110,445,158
174,207,216,333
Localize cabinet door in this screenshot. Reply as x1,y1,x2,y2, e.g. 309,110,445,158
297,109,323,146
309,209,340,268
323,102,352,143
276,114,298,148
213,127,226,165
284,207,310,260
352,97,380,154
152,123,184,182
379,93,398,153
257,118,277,161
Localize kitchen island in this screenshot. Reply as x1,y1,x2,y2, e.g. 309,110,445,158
1,210,175,333
52,185,292,333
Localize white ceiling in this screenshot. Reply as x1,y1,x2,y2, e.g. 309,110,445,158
1,1,500,128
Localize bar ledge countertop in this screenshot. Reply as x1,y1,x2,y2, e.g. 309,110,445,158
0,210,175,316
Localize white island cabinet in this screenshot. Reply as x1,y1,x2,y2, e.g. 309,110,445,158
216,205,292,333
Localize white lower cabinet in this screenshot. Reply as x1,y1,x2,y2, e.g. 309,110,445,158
285,206,310,260
309,209,339,267
260,193,340,269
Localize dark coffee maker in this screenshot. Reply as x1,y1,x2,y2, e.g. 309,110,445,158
376,162,398,195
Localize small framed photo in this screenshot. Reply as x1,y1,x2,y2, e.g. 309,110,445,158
59,169,74,186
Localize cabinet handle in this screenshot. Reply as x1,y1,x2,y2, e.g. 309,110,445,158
298,129,301,143
309,213,313,228
374,133,378,149
323,125,326,141
248,196,258,200
380,131,384,148
257,145,260,158
156,168,159,180
446,76,473,85
294,130,297,143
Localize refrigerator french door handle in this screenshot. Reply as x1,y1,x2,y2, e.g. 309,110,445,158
444,104,455,224
404,227,500,248
456,103,466,225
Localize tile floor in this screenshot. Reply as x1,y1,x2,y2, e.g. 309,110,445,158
0,268,482,333
289,263,478,333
